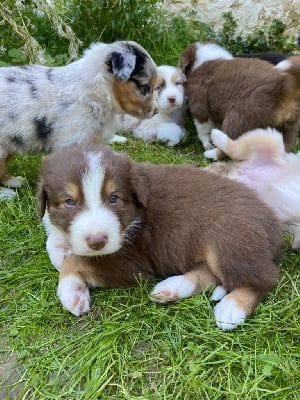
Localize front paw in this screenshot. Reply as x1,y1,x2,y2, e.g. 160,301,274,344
156,123,184,147
57,275,91,316
150,275,196,304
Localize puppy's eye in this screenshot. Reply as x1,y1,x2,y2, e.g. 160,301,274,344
109,194,119,204
140,84,151,96
65,198,76,207
154,85,161,91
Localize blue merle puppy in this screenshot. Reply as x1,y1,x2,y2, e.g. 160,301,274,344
0,40,157,188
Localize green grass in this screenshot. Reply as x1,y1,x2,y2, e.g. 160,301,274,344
0,1,300,398
0,129,300,399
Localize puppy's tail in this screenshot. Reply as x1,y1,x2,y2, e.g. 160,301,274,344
275,56,300,95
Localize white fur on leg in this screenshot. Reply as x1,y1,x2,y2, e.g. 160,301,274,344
57,275,91,316
214,296,246,331
43,212,70,271
46,236,71,271
156,123,185,146
211,285,227,301
211,129,229,150
194,119,214,150
150,275,196,304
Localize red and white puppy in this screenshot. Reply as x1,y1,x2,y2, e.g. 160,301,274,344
38,145,282,330
207,127,300,250
114,65,186,146
180,42,300,156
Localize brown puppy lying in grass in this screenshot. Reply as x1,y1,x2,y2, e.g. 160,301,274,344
38,144,282,330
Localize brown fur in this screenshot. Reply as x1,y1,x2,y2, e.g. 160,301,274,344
38,145,282,325
180,43,300,152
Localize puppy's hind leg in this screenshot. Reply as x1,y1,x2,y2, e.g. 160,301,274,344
213,287,264,331
0,154,25,188
210,128,248,161
211,127,285,163
150,264,219,304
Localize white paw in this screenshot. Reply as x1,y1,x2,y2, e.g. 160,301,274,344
214,296,246,331
0,187,17,199
109,134,127,143
3,175,25,188
57,275,91,316
211,129,228,150
211,285,227,301
157,123,184,147
204,148,218,160
150,275,196,304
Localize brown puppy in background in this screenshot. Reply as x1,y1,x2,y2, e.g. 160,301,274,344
180,42,300,158
38,144,282,331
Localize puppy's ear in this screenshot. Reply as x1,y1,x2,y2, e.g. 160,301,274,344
180,44,196,77
130,163,149,208
109,51,136,81
180,55,191,78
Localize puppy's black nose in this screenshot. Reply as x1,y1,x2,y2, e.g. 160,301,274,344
153,107,158,115
87,233,108,250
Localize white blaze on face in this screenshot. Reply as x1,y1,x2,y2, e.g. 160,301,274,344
69,151,122,256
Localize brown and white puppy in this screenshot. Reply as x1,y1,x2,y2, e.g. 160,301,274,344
38,144,282,331
0,40,157,188
180,42,300,157
207,127,300,250
114,65,186,146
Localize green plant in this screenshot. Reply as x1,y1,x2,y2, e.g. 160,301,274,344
214,12,297,54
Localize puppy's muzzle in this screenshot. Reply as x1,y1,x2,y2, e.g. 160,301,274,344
87,233,108,251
